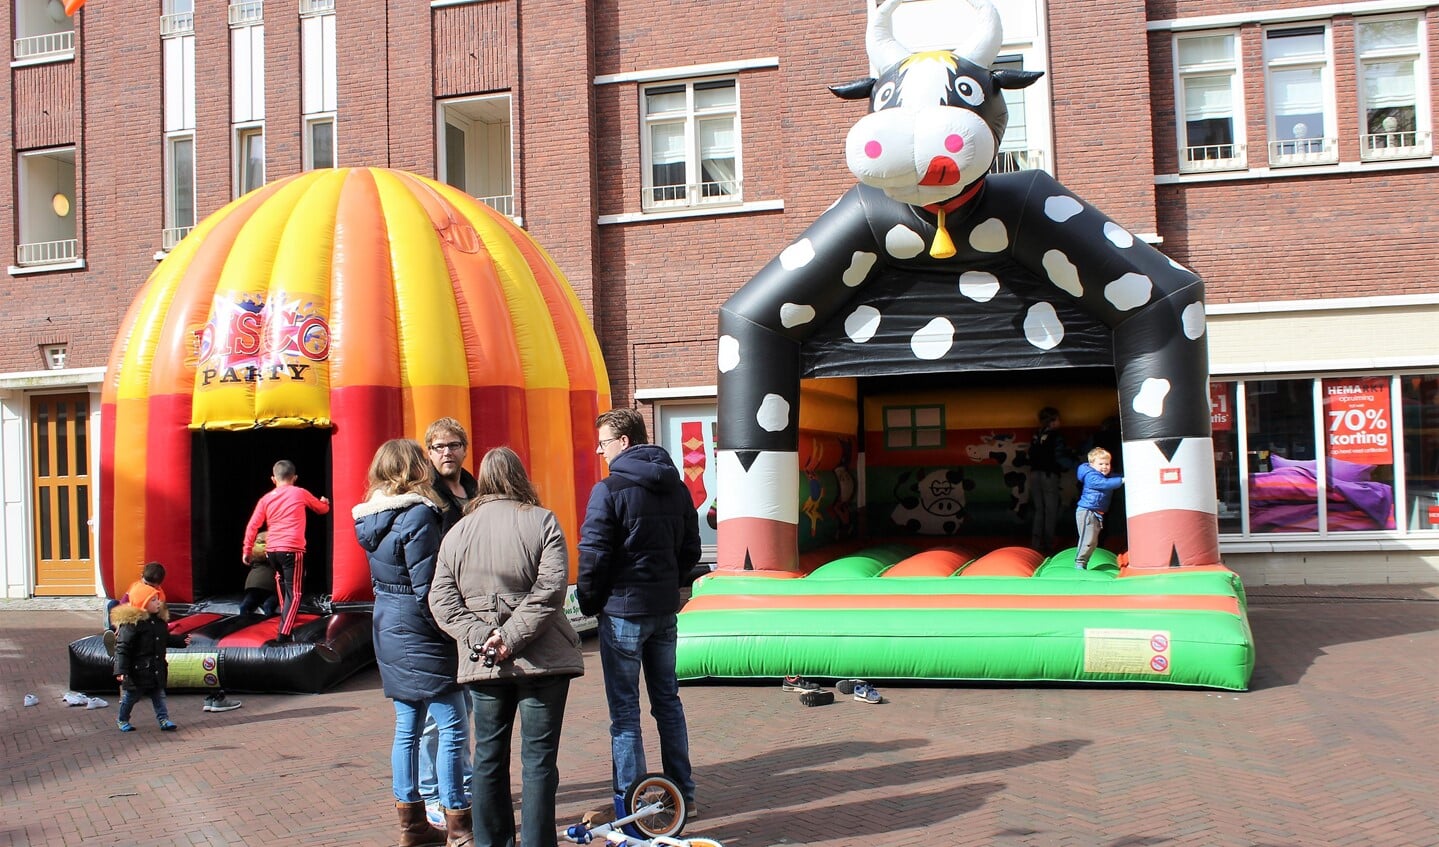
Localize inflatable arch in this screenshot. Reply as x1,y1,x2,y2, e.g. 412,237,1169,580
73,167,609,693
681,0,1252,689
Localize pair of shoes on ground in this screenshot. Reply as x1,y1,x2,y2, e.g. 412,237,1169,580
203,696,242,712
786,676,883,705
836,678,883,704
120,719,178,732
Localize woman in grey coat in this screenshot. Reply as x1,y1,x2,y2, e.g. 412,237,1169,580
429,446,584,847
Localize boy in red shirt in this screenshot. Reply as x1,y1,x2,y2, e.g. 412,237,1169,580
242,460,330,643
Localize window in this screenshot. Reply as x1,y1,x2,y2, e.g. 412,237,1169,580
993,56,1044,174
655,402,719,550
42,344,67,370
164,134,195,249
1213,373,1430,537
1175,32,1246,172
13,0,75,62
160,0,194,36
1356,16,1430,161
641,78,741,210
884,405,944,450
1265,25,1335,166
438,96,515,218
305,116,335,169
236,125,265,195
14,148,78,269
228,0,262,27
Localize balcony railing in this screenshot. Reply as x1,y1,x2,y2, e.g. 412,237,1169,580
642,179,742,211
13,31,75,61
1179,143,1247,173
299,0,335,14
993,148,1046,174
1269,136,1337,167
229,1,263,26
161,226,194,251
476,194,515,218
1361,129,1431,162
160,11,195,36
16,239,79,267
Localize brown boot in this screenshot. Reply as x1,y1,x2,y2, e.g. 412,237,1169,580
443,807,474,847
396,800,445,847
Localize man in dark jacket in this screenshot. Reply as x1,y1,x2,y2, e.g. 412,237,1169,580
578,408,701,813
425,417,480,534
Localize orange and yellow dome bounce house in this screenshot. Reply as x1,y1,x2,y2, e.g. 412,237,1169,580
73,168,609,693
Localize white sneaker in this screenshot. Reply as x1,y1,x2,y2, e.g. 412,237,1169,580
425,801,444,827
85,697,109,709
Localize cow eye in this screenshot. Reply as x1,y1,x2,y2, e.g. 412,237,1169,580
874,81,898,109
953,76,984,106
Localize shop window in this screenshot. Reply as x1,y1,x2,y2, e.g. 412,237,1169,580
1210,381,1241,533
1320,377,1397,531
1401,374,1439,531
1244,379,1318,533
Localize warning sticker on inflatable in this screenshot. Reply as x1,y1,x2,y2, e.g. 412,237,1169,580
1082,628,1172,676
167,652,222,689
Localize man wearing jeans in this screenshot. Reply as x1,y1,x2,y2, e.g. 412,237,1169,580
578,408,701,814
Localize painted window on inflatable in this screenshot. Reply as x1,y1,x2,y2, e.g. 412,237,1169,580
883,405,945,451
1214,373,1438,537
657,403,718,551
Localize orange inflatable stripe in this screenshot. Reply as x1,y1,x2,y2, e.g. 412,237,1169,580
683,593,1242,615
330,170,401,390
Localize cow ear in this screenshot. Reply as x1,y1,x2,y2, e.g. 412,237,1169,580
993,69,1043,90
829,78,876,100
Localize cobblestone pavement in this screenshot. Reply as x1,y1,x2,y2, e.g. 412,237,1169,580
2,585,1436,847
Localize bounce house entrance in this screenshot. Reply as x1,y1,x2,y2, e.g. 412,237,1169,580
189,428,333,602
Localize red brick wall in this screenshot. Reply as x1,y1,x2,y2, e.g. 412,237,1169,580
434,0,515,98
265,1,301,182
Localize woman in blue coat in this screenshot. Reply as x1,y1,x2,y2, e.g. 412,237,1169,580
353,438,471,847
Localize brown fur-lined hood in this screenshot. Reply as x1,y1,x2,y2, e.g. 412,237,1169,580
111,603,170,626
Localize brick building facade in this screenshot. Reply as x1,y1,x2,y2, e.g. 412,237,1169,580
3,0,1438,597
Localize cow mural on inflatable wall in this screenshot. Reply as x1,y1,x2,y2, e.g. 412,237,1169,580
716,0,1219,571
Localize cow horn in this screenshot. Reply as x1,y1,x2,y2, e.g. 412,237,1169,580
866,0,910,73
952,0,1002,68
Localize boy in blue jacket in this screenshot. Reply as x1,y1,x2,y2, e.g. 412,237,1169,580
1075,447,1124,570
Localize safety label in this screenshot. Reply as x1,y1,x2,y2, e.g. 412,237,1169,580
1083,628,1172,676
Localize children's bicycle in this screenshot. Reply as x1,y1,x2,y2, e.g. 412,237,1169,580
563,773,722,847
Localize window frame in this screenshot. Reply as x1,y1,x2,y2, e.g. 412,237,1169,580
1173,29,1247,173
1354,13,1431,162
14,146,79,270
436,94,516,219
303,114,336,170
12,0,75,64
234,123,266,197
1263,23,1338,167
882,404,946,451
639,76,743,212
163,132,196,250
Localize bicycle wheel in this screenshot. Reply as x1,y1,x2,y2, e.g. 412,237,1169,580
622,772,687,838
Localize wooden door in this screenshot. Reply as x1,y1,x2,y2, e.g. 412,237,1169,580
31,393,94,595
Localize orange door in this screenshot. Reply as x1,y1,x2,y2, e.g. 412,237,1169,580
32,393,94,596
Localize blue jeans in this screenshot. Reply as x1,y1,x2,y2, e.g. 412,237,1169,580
469,677,571,847
597,612,694,802
419,700,473,805
391,690,468,808
117,687,168,723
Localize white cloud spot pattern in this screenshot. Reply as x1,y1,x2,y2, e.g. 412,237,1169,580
1133,378,1171,418
1181,302,1206,340
959,271,1000,302
718,335,740,373
1042,250,1083,297
1105,273,1153,311
780,303,816,328
968,218,1009,253
1023,302,1064,350
911,317,955,360
1103,222,1135,248
885,225,925,259
845,306,881,343
779,238,816,270
1044,195,1083,222
757,394,791,432
842,251,878,287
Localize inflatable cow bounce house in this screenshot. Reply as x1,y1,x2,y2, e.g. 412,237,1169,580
679,0,1253,691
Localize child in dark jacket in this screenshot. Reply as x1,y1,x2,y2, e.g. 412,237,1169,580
1074,447,1125,570
112,582,191,732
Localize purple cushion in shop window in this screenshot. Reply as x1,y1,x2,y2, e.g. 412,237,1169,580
1269,454,1376,482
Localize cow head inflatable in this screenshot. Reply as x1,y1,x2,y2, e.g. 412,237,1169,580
831,0,1042,251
